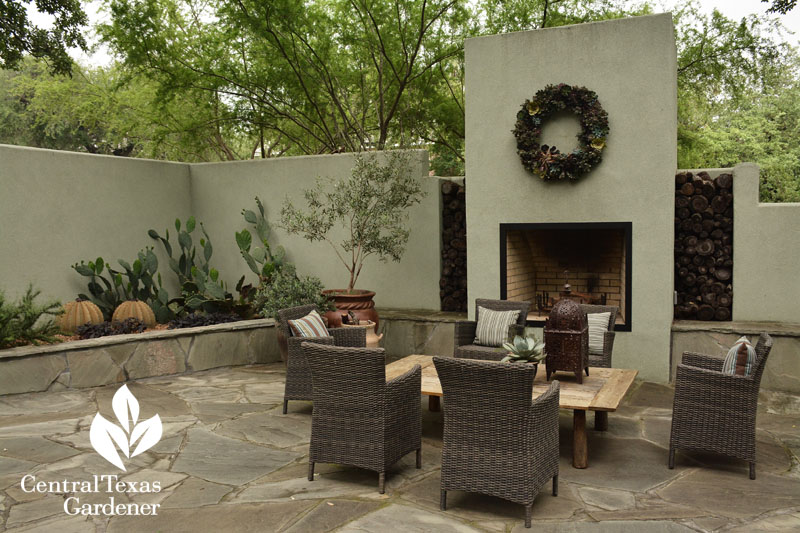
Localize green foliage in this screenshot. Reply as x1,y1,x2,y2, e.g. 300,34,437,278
235,197,288,311
181,266,233,315
72,257,125,320
675,4,800,202
0,58,250,161
256,265,333,321
72,249,175,323
98,0,468,159
0,0,87,75
149,216,239,315
236,197,286,283
149,216,213,286
501,332,546,364
281,151,426,291
2,0,799,201
763,0,797,14
0,284,62,348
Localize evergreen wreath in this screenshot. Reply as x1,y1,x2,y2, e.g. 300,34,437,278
513,83,609,181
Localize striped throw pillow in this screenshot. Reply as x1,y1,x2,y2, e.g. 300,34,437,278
288,310,328,338
722,336,756,376
474,306,520,347
587,312,611,356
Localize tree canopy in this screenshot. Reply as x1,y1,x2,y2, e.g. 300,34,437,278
1,0,798,200
0,0,88,75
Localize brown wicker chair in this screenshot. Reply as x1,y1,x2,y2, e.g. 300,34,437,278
303,342,421,494
453,299,530,361
579,304,618,368
433,357,559,528
277,304,366,414
669,332,773,479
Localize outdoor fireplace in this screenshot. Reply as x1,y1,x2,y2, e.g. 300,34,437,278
500,222,632,331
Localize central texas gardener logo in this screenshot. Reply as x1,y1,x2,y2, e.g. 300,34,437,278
90,384,162,471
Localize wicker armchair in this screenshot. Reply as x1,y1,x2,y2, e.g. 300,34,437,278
453,299,530,361
433,357,559,528
277,304,366,414
579,304,618,368
669,332,773,479
303,342,421,494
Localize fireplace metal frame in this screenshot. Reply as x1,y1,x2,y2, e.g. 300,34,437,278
499,222,633,332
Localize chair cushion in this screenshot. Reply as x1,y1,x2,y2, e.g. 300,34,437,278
723,336,756,376
474,306,520,347
587,312,611,356
288,310,328,338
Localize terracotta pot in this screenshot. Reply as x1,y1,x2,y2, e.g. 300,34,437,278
340,321,383,348
322,289,379,333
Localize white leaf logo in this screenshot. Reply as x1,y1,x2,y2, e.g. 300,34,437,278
89,384,163,471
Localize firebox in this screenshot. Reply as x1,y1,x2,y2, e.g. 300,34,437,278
499,222,632,331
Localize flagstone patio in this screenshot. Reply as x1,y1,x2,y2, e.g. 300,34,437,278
0,364,798,532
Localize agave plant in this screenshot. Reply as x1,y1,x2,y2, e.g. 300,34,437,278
501,333,546,364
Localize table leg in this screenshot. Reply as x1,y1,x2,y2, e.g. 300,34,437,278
595,411,608,431
428,395,441,412
573,409,588,469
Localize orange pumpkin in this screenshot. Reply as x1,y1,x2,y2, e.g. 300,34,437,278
112,300,156,328
59,300,104,333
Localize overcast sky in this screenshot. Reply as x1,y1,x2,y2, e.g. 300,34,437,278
26,0,800,68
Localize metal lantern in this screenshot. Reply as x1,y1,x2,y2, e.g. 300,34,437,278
544,299,589,383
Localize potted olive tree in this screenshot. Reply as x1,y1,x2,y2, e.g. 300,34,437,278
280,151,425,330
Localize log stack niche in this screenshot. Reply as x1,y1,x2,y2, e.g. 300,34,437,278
674,171,733,321
440,179,467,312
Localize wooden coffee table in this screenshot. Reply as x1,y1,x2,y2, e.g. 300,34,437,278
386,355,638,469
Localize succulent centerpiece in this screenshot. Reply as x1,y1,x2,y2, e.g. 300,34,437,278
501,333,546,377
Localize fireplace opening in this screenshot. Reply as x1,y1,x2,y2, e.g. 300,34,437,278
500,223,632,331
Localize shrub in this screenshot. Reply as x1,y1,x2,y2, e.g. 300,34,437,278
257,264,333,320
0,285,62,348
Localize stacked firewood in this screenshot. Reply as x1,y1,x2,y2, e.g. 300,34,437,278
440,180,467,312
674,171,733,321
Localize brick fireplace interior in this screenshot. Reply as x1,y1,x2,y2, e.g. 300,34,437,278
500,223,632,330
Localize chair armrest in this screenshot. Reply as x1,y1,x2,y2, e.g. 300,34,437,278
288,335,334,359
674,363,757,410
680,351,724,372
387,365,422,421
604,330,615,355
531,380,560,413
454,321,477,348
387,364,422,397
508,323,525,341
329,326,367,347
529,381,560,458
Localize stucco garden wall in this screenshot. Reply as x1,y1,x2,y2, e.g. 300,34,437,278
731,163,800,323
0,144,191,304
464,14,678,382
0,145,439,312
189,150,441,310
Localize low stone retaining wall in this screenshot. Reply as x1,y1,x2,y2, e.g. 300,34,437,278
378,308,463,362
671,320,800,394
0,319,279,395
